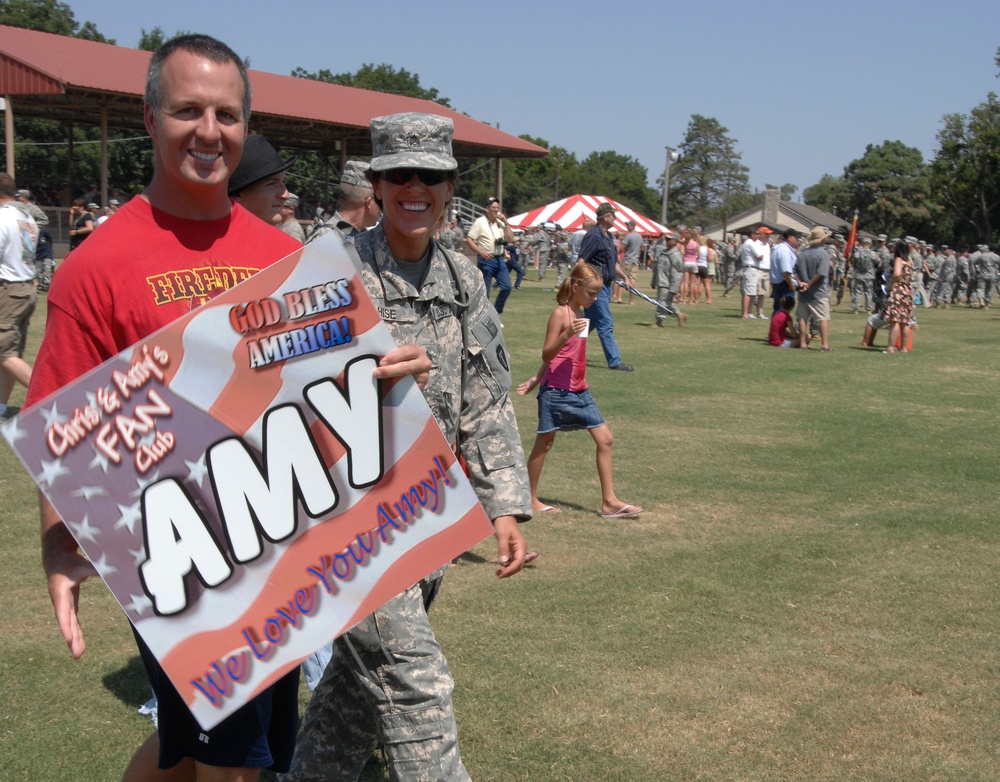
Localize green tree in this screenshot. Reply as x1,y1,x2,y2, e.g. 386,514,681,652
291,63,451,107
0,0,113,42
803,174,852,217
843,140,938,237
456,136,577,217
137,26,168,51
932,93,1000,246
562,150,658,217
668,114,750,228
766,182,798,201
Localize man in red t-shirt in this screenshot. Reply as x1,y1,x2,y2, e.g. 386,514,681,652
27,35,429,782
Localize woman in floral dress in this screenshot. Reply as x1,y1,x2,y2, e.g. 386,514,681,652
883,240,914,353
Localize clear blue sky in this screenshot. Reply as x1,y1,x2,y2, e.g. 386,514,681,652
76,0,1000,198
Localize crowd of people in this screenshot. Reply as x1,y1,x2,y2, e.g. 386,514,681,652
5,30,999,782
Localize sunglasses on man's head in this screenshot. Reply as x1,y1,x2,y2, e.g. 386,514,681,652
380,168,451,186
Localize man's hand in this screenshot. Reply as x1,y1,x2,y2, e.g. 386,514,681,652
493,515,527,578
41,501,97,660
373,344,433,390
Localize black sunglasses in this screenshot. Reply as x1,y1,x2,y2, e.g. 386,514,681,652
380,168,451,186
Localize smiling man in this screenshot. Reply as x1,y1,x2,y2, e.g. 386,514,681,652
27,35,305,782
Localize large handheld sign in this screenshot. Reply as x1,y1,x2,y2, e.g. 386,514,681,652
3,235,494,729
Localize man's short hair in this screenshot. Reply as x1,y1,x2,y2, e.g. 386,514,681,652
0,173,16,198
145,34,251,124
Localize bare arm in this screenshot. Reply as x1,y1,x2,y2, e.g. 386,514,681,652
493,515,527,578
40,494,97,659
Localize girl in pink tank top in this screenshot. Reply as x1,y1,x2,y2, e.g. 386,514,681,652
516,264,644,521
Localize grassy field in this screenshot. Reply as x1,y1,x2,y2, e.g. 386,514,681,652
2,278,998,781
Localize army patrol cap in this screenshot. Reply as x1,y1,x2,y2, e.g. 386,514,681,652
369,112,458,172
861,236,872,244
833,233,844,241
877,234,887,242
595,202,616,217
340,160,371,188
14,189,30,198
283,193,300,208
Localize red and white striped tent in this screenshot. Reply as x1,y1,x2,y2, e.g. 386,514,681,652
508,194,669,236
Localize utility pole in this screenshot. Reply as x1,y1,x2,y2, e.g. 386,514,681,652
660,146,679,227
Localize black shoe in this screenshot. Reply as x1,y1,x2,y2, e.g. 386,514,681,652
0,406,20,422
611,364,634,372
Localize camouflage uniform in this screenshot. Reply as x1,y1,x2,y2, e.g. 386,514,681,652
16,193,48,287
974,246,997,307
720,238,740,296
933,250,956,306
850,243,876,313
910,248,931,308
553,233,574,287
285,114,530,782
829,237,846,304
652,241,685,325
874,238,892,305
535,230,552,280
953,252,970,303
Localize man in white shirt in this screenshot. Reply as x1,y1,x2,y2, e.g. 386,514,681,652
754,227,772,318
0,173,38,420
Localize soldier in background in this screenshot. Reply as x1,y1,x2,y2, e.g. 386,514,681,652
973,243,997,308
535,225,553,281
309,160,381,242
720,235,740,297
648,231,687,327
278,193,306,243
873,234,892,308
953,249,970,304
15,189,52,290
851,236,877,314
829,233,846,305
932,247,956,307
552,231,575,287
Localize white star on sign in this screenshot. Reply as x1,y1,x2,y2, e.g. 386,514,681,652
128,545,147,568
40,402,68,429
36,457,71,488
1,416,26,446
124,593,153,616
90,551,118,576
89,443,111,474
130,469,161,499
185,454,209,487
114,501,142,536
69,514,100,545
72,485,108,500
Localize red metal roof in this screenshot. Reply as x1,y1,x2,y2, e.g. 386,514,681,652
0,25,546,159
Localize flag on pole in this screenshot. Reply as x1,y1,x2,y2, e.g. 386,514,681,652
844,210,859,261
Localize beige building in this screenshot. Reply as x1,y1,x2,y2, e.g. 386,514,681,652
705,188,875,242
